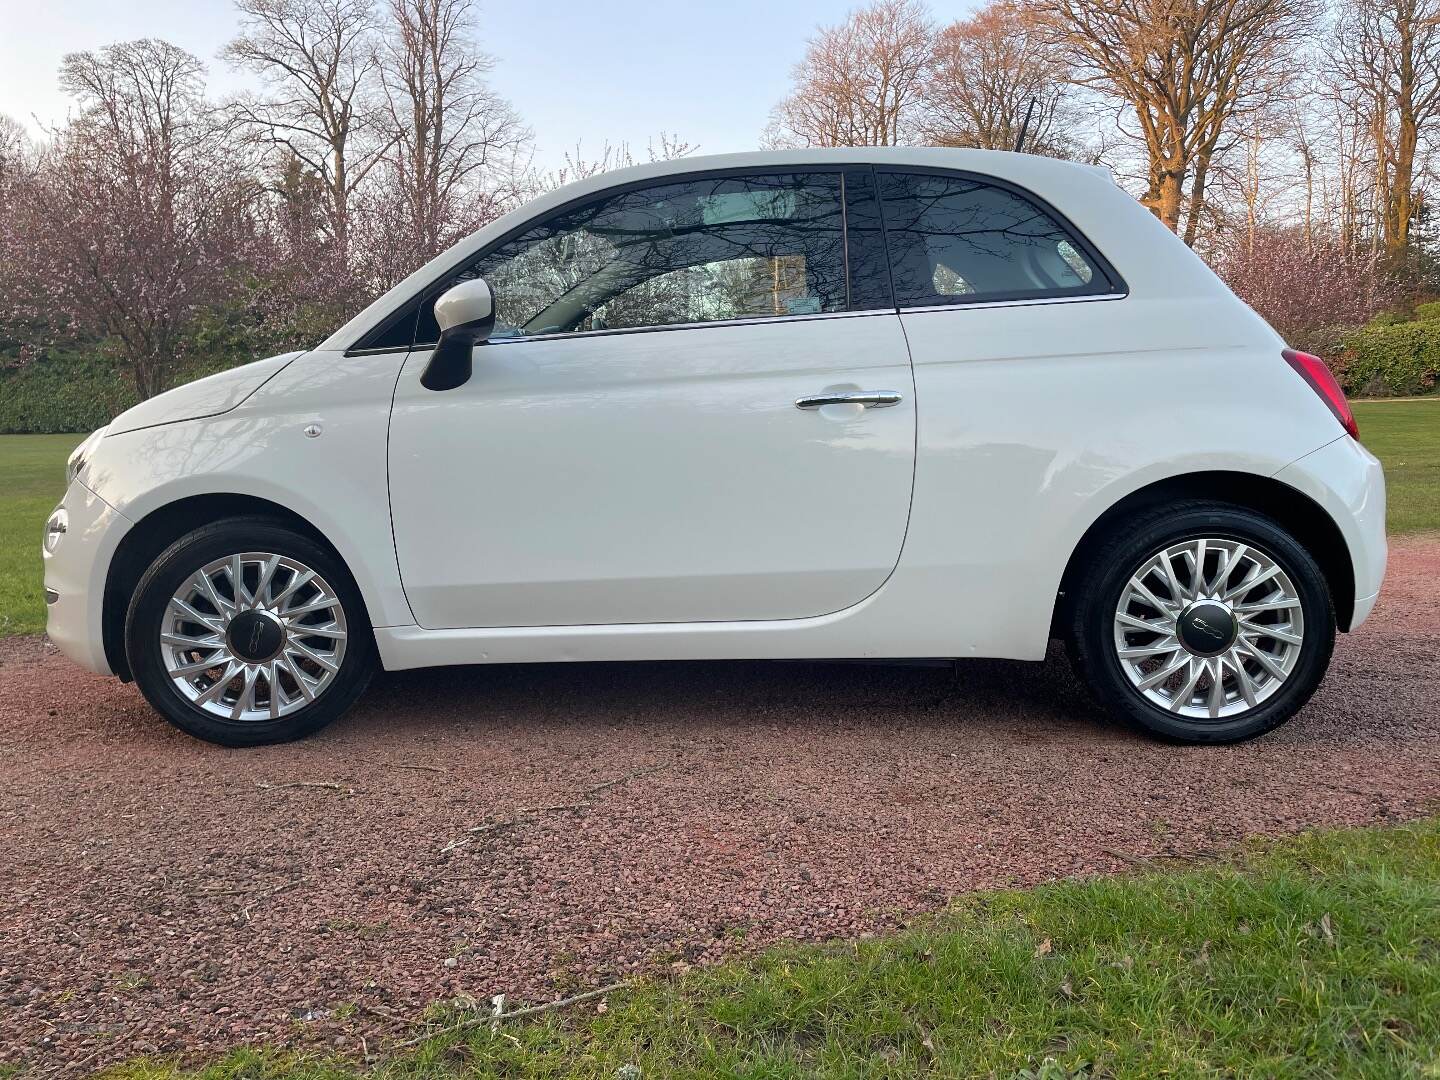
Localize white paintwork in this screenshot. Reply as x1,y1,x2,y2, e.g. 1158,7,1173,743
389,312,915,627
43,478,127,673
433,278,495,331
57,350,414,683
44,146,1387,684
106,352,302,435
1275,434,1388,602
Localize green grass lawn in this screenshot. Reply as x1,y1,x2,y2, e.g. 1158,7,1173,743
0,433,82,635
0,401,1433,638
1352,399,1440,534
106,818,1440,1079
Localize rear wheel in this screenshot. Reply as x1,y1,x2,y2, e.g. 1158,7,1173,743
1068,501,1335,743
125,518,374,746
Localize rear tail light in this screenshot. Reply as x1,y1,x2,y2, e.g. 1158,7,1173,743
1282,349,1358,440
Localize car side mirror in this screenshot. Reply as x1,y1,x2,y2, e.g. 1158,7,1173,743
420,278,497,391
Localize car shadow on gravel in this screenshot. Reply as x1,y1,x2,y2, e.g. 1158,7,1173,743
338,623,1421,752
351,646,1124,742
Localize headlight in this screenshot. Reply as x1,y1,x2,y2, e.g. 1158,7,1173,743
66,426,107,487
44,507,68,554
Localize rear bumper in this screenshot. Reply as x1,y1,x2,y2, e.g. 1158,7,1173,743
1274,435,1386,631
42,480,131,676
1352,588,1381,629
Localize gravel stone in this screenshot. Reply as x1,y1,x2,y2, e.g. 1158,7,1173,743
1,535,1437,1074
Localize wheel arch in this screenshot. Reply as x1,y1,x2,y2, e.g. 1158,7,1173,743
1051,471,1355,640
101,493,369,681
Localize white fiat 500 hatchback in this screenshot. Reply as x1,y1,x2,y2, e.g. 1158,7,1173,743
44,148,1386,747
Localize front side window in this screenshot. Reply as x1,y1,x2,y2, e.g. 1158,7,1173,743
413,172,849,344
877,171,1113,308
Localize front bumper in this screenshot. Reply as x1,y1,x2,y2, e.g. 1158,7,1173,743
42,479,132,676
1274,434,1387,631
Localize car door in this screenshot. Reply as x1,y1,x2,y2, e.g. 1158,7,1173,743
387,168,916,630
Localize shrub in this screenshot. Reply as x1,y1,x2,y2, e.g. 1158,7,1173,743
0,347,239,434
1366,310,1410,328
0,349,133,433
1337,320,1440,397
1413,300,1440,322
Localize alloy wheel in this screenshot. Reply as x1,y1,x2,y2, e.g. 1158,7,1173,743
1111,537,1305,720
159,552,348,721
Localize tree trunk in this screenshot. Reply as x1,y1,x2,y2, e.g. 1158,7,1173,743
1183,155,1211,248
1388,112,1418,260
1155,170,1184,233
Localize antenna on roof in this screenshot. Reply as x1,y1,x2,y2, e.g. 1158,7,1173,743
1013,98,1037,153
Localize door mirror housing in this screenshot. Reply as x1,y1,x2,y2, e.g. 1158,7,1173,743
421,278,498,391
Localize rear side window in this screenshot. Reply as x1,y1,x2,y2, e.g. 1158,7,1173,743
877,171,1115,308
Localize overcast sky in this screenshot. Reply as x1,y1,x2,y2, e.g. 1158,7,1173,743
0,0,948,169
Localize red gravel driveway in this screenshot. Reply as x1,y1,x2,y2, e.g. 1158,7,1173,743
3,535,1438,1073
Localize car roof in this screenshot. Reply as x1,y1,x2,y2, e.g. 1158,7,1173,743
535,146,1115,193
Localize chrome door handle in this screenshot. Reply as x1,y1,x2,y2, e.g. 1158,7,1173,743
794,390,903,410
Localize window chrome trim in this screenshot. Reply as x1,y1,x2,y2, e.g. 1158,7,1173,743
346,307,898,356
446,307,899,350
353,293,1126,356
345,345,414,356
897,292,1129,316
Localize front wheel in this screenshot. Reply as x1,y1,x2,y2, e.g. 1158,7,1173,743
1068,501,1336,743
125,518,374,746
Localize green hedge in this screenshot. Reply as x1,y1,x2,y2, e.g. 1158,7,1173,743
1413,300,1440,322
0,348,238,434
1337,320,1440,397
0,349,135,433
1364,311,1410,328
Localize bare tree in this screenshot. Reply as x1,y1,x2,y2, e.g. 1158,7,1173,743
768,0,933,147
225,0,389,264
1333,0,1440,262
1233,128,1280,251
922,0,1075,155
0,114,27,172
13,41,255,397
1288,100,1322,249
377,0,528,263
1037,0,1319,242
0,115,33,258
0,115,38,359
1311,80,1383,250
532,132,697,192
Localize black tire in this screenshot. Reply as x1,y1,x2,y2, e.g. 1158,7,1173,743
1067,500,1335,744
125,517,374,747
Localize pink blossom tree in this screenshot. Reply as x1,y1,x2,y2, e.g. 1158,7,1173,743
13,40,259,398
1212,225,1397,351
